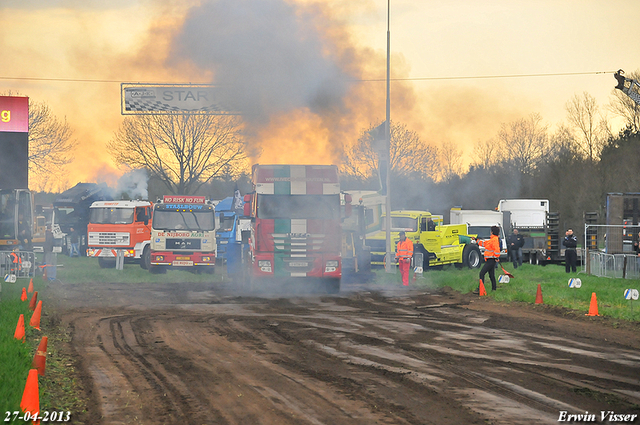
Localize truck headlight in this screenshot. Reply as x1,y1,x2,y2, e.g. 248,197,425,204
325,260,339,273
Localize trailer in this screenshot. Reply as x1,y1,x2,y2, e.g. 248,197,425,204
52,183,113,256
497,199,561,264
449,208,509,260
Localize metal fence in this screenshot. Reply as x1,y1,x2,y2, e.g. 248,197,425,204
1,250,36,280
583,224,640,278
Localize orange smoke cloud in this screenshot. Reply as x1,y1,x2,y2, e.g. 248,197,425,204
253,108,333,165
2,0,538,193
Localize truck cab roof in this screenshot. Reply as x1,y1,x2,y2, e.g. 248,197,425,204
90,200,152,209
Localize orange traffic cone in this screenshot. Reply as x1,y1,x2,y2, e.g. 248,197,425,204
30,301,42,331
28,291,38,311
14,314,25,342
586,292,599,316
21,287,28,301
27,278,34,293
33,336,48,376
479,279,487,296
20,369,40,421
535,284,544,304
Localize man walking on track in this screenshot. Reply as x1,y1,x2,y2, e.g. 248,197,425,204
396,231,414,286
474,225,501,293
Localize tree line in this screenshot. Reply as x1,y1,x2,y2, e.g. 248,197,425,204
17,71,640,237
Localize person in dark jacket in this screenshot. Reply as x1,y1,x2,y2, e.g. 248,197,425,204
563,228,578,273
68,227,80,257
43,226,56,280
507,228,525,269
18,213,31,250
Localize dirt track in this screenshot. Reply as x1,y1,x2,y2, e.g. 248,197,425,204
45,277,640,425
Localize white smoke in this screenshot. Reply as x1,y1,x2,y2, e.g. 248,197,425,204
114,169,148,200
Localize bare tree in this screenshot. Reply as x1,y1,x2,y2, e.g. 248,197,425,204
565,92,607,162
108,114,247,195
497,113,549,175
471,138,500,169
609,69,640,132
438,140,464,183
341,121,439,181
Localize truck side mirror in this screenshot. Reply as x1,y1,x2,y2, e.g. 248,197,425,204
343,193,352,218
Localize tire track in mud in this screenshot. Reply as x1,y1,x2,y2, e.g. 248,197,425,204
230,294,640,424
63,286,640,425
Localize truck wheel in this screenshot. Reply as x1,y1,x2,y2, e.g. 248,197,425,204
326,278,340,294
98,257,116,269
140,246,150,270
463,245,481,269
419,246,430,270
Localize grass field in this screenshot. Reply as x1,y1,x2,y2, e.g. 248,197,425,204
0,281,43,423
55,255,224,285
0,292,33,421
375,262,640,322
1,274,88,424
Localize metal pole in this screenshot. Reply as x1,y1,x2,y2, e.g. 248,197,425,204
384,0,393,273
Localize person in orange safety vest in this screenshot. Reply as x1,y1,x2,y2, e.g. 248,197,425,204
474,225,501,293
395,231,414,286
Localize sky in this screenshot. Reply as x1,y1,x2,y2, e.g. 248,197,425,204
1,0,639,191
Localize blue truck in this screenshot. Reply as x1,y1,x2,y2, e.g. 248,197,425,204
214,196,244,262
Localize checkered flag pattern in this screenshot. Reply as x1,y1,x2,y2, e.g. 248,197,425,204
125,99,225,113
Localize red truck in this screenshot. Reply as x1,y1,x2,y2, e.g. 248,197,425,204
87,200,153,268
243,164,343,293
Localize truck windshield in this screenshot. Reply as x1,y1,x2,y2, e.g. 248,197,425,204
217,215,235,232
53,207,79,228
152,210,214,231
90,208,134,224
468,226,491,239
0,191,17,238
382,217,417,232
257,194,339,220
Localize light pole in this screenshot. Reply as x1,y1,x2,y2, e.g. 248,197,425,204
384,0,393,273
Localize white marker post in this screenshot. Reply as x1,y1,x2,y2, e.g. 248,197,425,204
413,252,423,278
624,288,639,314
569,278,581,302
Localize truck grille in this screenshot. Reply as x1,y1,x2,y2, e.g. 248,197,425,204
166,238,201,250
272,234,326,253
89,232,130,246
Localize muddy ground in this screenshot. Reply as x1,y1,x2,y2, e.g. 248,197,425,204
44,276,640,425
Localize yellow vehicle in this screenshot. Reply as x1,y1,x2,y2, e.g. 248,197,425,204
365,210,481,269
